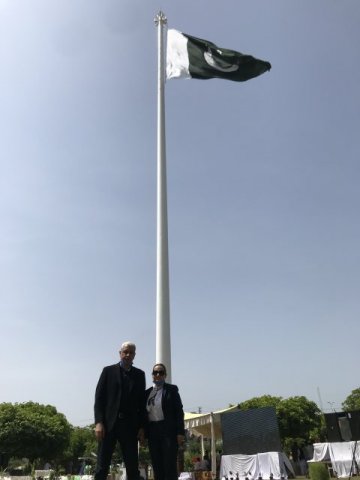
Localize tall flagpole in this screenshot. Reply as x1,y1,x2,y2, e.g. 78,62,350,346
154,11,172,382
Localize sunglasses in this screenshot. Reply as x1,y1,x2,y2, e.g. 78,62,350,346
152,370,165,376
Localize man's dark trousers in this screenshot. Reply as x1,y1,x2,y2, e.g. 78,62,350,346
94,362,146,480
95,418,139,480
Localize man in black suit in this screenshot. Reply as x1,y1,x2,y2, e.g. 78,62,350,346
94,341,146,480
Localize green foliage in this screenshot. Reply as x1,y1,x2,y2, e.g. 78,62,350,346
183,436,203,471
238,395,283,411
184,451,194,472
308,462,330,480
64,425,97,473
139,445,151,467
69,426,96,458
342,388,360,411
278,396,322,440
0,402,71,463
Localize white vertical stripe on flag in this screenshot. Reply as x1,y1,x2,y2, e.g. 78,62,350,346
166,29,190,80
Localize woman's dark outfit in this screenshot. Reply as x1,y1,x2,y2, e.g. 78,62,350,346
145,382,185,480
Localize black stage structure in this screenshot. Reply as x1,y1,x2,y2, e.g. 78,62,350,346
324,410,360,479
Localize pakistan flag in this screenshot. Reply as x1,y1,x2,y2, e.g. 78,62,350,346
167,29,271,82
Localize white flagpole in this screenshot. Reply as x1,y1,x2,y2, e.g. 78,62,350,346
210,413,217,479
154,11,172,382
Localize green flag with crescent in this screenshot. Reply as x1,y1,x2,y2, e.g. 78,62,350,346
167,29,271,82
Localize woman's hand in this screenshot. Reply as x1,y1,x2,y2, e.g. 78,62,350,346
95,422,105,441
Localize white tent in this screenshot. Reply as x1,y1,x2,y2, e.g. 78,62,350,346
185,406,240,438
184,406,295,480
185,406,240,477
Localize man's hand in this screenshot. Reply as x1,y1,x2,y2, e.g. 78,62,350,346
177,434,185,446
95,422,105,441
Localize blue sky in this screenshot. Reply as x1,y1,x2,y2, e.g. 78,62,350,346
1,0,359,427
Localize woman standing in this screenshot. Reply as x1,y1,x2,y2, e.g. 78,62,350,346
146,363,185,480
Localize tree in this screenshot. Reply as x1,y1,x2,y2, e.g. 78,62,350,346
277,396,323,457
0,402,71,464
342,388,360,411
238,395,283,411
65,426,97,474
183,435,203,472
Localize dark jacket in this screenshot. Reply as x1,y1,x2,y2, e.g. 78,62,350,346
145,382,185,437
94,363,146,432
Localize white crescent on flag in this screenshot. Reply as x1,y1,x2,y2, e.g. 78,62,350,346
203,48,239,72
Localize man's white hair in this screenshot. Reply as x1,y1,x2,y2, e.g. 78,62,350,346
120,341,136,352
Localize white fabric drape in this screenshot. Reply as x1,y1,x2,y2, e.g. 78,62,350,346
309,442,360,478
220,452,294,480
329,442,358,478
311,443,330,462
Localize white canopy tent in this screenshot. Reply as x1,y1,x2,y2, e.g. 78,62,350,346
185,406,240,438
185,406,240,477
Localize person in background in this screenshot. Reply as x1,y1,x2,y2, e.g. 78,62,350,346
94,341,146,480
200,453,210,471
145,363,185,480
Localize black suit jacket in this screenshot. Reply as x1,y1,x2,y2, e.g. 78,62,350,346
145,383,185,437
94,363,146,433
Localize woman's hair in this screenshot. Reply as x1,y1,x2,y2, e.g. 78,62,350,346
153,363,167,375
